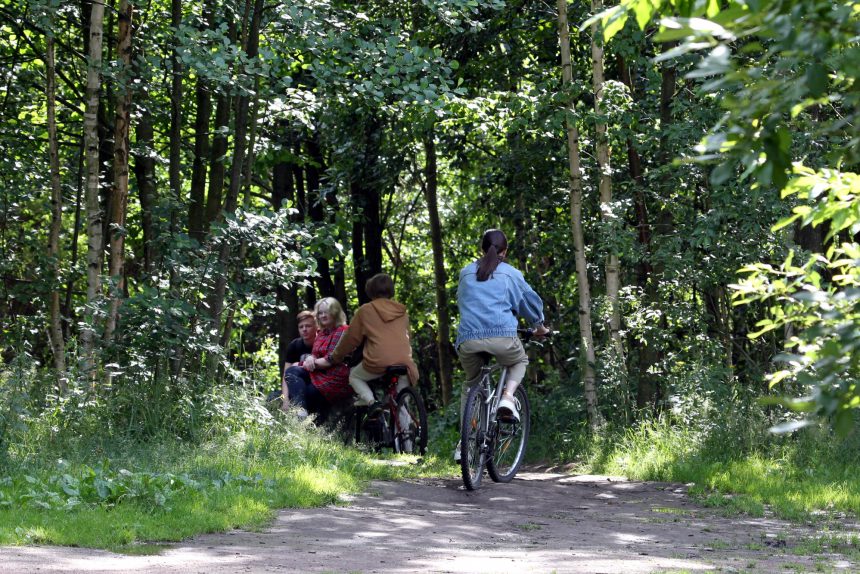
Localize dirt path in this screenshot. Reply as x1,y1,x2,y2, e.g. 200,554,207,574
2,470,857,573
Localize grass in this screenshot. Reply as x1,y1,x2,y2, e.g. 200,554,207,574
578,417,860,522
0,414,453,552
5,381,860,552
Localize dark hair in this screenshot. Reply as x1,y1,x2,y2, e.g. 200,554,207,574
366,273,395,300
476,229,508,281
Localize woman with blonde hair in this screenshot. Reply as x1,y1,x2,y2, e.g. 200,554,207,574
284,297,352,420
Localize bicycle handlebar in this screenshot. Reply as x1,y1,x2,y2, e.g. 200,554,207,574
517,327,557,342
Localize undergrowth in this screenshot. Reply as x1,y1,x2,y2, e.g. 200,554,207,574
0,382,450,551
541,407,860,521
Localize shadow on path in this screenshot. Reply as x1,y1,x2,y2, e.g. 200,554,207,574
1,471,856,573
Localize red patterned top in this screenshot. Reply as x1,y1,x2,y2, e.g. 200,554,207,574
310,325,353,403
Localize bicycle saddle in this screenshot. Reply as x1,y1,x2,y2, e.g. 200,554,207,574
384,365,408,376
369,365,408,387
477,352,493,365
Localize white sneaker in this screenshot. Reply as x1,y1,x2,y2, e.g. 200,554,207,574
497,395,520,423
453,440,461,463
295,407,309,420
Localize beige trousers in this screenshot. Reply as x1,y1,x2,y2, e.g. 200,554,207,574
349,361,409,404
457,336,528,420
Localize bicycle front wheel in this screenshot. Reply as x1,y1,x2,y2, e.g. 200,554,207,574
394,386,428,455
460,384,488,490
487,385,530,483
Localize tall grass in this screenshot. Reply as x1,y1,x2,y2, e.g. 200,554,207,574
581,417,860,520
0,381,450,551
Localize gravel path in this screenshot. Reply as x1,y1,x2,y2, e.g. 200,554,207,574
2,471,857,573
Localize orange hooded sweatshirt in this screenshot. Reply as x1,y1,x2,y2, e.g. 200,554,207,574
330,298,419,385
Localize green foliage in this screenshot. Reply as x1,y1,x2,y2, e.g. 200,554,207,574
0,353,37,462
0,383,450,549
584,415,860,520
589,0,860,429
733,170,860,432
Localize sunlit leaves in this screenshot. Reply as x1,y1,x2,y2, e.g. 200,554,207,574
773,165,860,242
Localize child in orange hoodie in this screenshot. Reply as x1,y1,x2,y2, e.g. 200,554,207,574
329,273,419,407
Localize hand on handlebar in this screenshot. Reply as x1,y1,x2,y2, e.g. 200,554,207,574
533,324,550,339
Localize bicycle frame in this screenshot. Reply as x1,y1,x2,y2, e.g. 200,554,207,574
461,334,537,489
470,362,508,465
352,366,428,455
480,363,507,429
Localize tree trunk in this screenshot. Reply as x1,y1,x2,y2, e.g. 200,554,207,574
305,136,336,298
558,0,599,428
622,59,661,411
206,0,263,378
81,0,106,373
659,43,677,164
168,0,183,240
591,0,624,374
204,90,232,232
422,129,453,406
188,0,213,245
46,14,67,393
64,138,85,340
104,0,133,346
133,110,156,276
188,74,211,242
220,85,262,348
351,116,383,305
272,130,300,374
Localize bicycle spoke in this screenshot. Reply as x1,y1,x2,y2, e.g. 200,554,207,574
461,385,487,490
395,387,427,455
487,386,530,483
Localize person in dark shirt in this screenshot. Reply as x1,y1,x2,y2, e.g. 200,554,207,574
285,298,352,421
278,310,317,413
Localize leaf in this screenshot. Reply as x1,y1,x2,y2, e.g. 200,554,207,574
94,478,110,500
805,65,828,98
769,419,812,434
705,0,720,18
834,409,855,437
633,0,657,30
710,162,735,186
603,10,629,41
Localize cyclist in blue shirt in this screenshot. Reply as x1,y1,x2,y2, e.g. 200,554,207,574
455,229,548,460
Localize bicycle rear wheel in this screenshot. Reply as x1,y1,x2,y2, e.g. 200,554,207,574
357,412,384,451
394,387,428,455
460,384,488,490
487,385,530,483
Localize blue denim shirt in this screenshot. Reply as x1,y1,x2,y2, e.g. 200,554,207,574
455,261,545,347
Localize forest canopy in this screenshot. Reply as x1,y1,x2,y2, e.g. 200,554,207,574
0,0,857,441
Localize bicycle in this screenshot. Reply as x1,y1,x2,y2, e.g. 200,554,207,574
459,329,544,490
352,365,428,455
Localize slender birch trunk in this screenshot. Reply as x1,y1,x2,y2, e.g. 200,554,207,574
557,0,599,428
104,0,133,345
46,16,67,392
81,0,106,374
591,0,626,375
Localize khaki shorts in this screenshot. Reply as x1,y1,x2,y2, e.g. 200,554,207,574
457,336,528,385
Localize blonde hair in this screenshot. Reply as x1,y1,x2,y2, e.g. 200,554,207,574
314,297,347,328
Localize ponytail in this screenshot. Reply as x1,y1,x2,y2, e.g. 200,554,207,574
475,229,508,281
